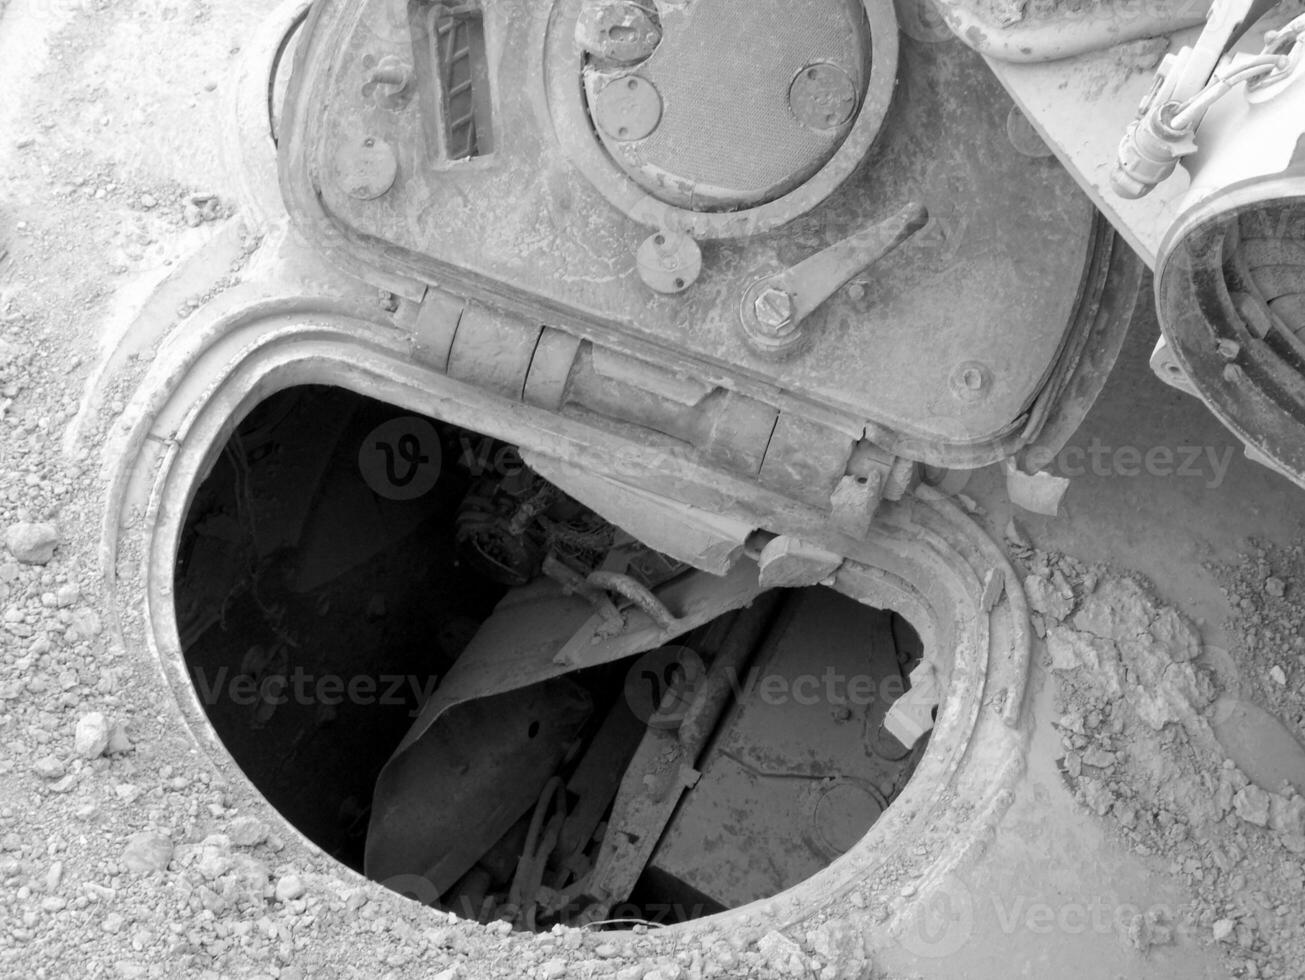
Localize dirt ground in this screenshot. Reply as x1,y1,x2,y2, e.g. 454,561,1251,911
2,1,1305,978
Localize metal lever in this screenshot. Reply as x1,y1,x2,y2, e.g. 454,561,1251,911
739,201,929,356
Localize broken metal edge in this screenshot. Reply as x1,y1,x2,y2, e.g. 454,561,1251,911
96,251,1032,951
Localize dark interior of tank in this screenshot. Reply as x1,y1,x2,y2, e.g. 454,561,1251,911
173,384,929,930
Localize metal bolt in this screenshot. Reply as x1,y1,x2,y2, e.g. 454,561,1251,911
753,287,795,332
362,56,414,109
1216,338,1242,361
369,66,409,88
949,361,991,401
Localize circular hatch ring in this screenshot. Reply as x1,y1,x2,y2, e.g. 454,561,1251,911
96,258,1030,958
543,0,900,240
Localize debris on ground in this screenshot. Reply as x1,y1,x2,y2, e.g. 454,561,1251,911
1214,539,1305,748
1015,542,1305,980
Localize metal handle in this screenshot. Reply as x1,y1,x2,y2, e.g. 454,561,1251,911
739,201,930,355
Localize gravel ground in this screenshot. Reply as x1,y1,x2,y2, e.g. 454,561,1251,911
1017,541,1305,979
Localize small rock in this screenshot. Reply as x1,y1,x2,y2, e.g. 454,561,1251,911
1233,786,1271,827
227,815,269,847
74,712,111,759
1024,574,1074,623
33,755,65,780
5,522,59,565
1081,747,1116,769
541,959,567,979
1265,576,1286,597
756,930,802,971
197,835,233,880
106,722,132,756
1269,792,1305,838
121,832,173,873
71,607,102,637
275,873,306,901
1212,918,1236,942
1268,665,1287,686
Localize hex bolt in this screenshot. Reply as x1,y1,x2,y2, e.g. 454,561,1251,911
753,287,795,333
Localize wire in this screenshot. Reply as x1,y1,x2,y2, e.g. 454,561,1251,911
1171,53,1290,129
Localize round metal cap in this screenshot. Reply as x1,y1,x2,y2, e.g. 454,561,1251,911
581,0,873,212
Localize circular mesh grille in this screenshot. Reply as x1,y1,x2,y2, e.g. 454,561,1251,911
585,0,870,211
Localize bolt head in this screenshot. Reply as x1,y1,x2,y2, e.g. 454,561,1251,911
949,361,991,402
753,287,795,331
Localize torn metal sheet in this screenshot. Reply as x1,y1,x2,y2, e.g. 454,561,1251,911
365,678,593,895
1005,458,1070,516
365,560,769,899
757,535,844,588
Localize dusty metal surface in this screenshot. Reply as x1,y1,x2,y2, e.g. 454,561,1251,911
279,0,1107,455
1158,192,1305,485
648,589,921,910
932,0,1206,62
983,30,1200,269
